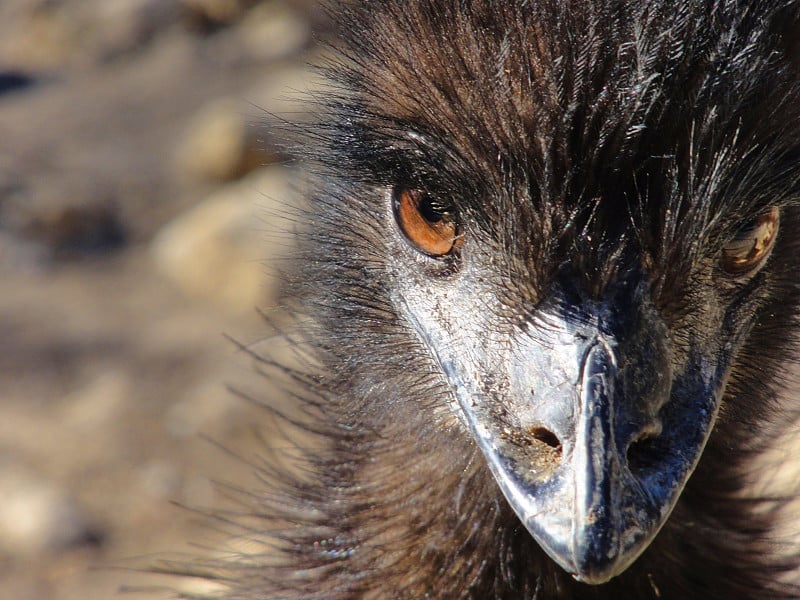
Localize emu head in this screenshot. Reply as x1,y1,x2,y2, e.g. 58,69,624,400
309,0,800,584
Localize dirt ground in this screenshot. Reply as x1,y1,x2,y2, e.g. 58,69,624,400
0,1,324,598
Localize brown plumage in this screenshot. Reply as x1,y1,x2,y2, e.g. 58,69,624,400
177,1,800,598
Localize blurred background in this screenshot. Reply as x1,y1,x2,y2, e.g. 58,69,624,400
0,1,326,597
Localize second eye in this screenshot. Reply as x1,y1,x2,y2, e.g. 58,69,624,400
720,207,779,276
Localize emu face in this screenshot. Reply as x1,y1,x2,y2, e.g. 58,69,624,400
306,0,800,589
387,168,780,582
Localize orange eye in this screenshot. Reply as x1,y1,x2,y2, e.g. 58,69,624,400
393,188,462,256
721,207,779,275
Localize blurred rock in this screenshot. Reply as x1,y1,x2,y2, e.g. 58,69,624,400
0,71,37,96
0,2,75,72
0,194,126,264
152,166,296,313
165,379,239,439
180,0,256,33
239,1,311,62
60,371,130,433
198,1,311,68
138,459,182,500
85,0,182,63
0,464,101,556
174,98,271,182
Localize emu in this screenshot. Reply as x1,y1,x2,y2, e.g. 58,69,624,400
198,1,800,598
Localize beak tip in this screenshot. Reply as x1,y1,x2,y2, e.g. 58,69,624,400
524,514,632,585
570,544,631,585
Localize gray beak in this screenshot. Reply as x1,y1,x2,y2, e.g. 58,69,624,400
449,281,724,583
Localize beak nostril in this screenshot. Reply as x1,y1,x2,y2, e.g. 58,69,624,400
497,425,563,484
530,427,562,452
626,423,664,476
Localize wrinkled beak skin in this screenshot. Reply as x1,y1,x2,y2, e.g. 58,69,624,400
398,272,731,584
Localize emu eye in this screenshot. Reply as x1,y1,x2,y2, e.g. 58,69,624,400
393,187,462,256
721,207,780,275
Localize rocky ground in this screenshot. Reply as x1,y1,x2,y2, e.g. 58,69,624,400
0,1,324,597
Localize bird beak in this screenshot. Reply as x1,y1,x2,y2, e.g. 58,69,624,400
448,284,725,583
